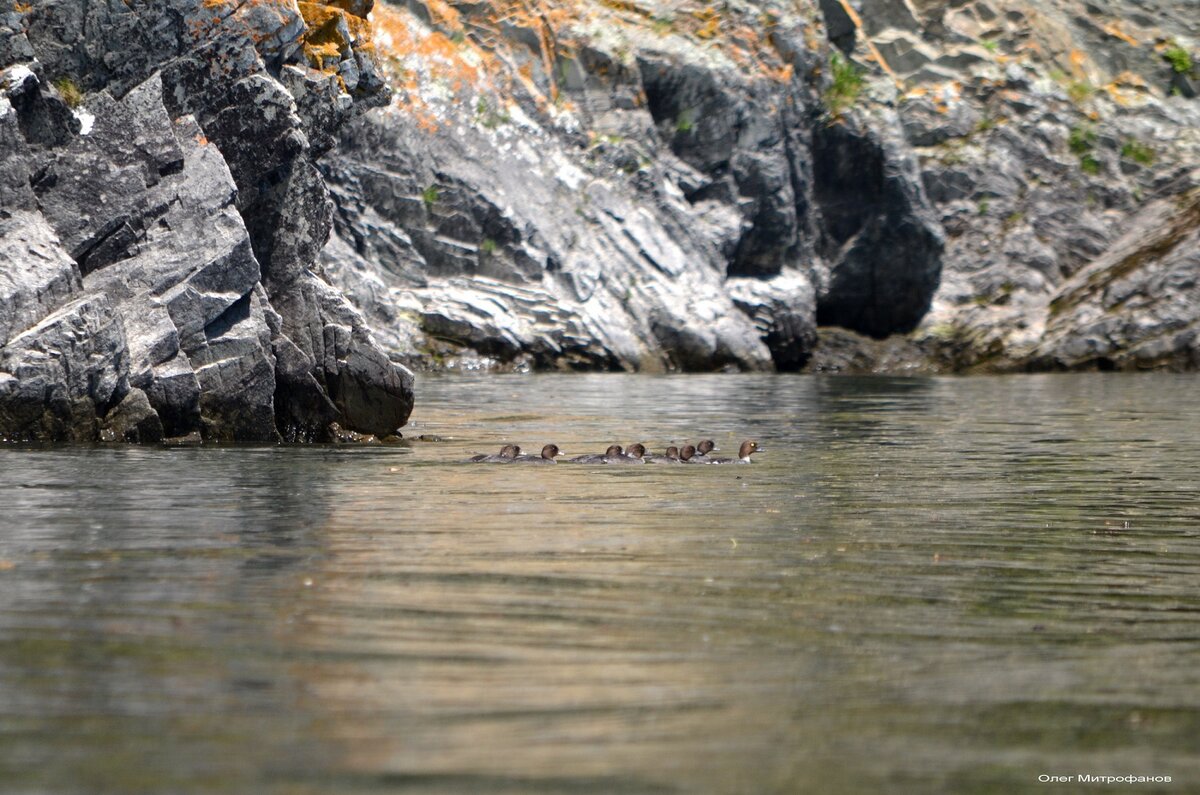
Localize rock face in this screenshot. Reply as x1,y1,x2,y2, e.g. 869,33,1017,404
4,0,1199,438
1032,190,1200,371
319,0,944,373
842,0,1200,372
0,1,413,442
317,0,1198,375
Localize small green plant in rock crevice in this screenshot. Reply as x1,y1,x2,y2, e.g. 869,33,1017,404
1067,80,1094,105
1068,124,1096,154
1163,41,1193,74
53,76,83,108
474,97,511,130
674,108,695,134
479,237,498,255
823,51,864,117
1120,139,1155,165
422,184,439,209
1068,124,1101,175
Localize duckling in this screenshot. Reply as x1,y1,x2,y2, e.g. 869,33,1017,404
678,444,698,463
706,440,761,464
607,443,646,464
568,444,622,464
466,444,521,463
644,445,681,464
690,439,718,462
513,444,565,464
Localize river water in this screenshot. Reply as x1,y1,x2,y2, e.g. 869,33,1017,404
1,373,1198,794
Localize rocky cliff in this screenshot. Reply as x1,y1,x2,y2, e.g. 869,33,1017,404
2,0,1198,444
319,0,1198,374
1,0,413,443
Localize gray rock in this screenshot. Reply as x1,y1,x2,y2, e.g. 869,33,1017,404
727,270,819,371
812,118,945,337
0,295,127,442
0,1,413,442
1034,191,1200,370
146,353,202,439
873,30,939,75
100,387,164,444
0,211,79,348
901,95,981,147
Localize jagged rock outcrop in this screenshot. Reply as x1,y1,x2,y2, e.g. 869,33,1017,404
0,0,413,442
860,0,1200,372
1032,188,1200,370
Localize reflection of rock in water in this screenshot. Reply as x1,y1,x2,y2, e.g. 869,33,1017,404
0,448,339,791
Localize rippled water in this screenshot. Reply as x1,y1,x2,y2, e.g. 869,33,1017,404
2,374,1199,794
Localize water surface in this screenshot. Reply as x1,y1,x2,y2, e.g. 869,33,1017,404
2,374,1199,794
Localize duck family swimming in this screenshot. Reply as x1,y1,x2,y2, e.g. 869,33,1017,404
465,440,760,465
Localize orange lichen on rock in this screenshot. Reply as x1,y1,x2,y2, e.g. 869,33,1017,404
366,0,807,136
368,2,487,133
298,1,375,70
1101,20,1140,47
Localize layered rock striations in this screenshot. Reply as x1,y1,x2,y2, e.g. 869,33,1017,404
0,0,413,443
320,0,944,373
886,0,1200,373
320,0,1198,374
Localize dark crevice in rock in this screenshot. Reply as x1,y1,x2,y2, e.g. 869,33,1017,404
817,0,858,55
812,121,943,338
